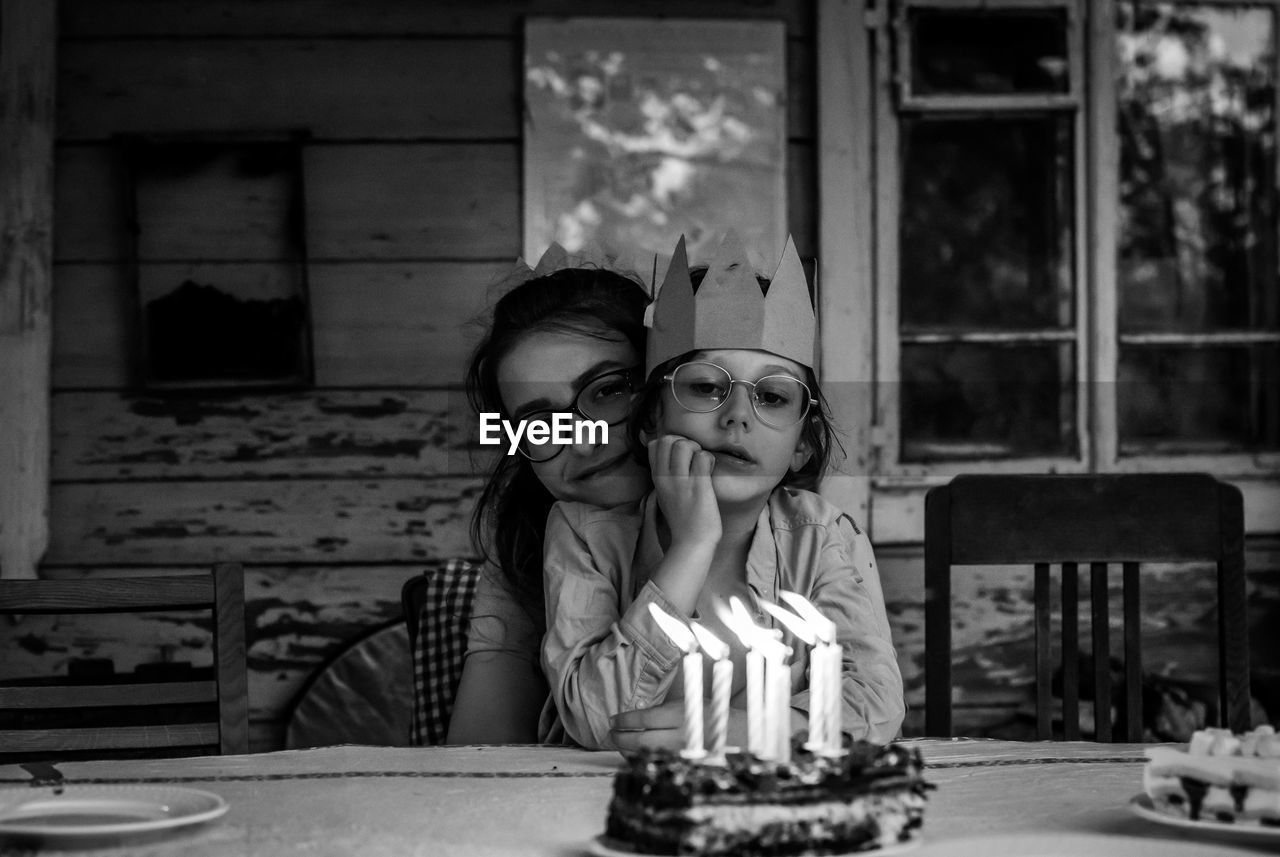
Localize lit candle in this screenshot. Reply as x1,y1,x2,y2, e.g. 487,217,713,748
767,636,792,763
780,591,841,755
691,623,731,761
722,597,768,758
760,599,823,753
648,603,704,759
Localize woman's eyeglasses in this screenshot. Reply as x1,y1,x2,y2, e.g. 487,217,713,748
516,367,640,462
663,361,816,429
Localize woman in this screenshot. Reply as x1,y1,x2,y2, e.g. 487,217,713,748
446,262,651,744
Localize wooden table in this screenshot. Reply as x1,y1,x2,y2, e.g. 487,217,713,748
0,740,1272,855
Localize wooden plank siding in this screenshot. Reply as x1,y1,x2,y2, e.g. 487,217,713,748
32,0,821,747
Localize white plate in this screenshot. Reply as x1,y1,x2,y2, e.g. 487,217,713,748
0,784,228,839
589,833,922,856
1129,793,1280,844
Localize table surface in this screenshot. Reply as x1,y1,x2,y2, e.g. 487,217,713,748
0,740,1273,856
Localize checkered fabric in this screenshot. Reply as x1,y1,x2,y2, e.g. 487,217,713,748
409,559,480,746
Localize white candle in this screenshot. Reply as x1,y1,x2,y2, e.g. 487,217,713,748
721,597,797,761
691,623,731,761
779,592,840,756
746,648,764,756
769,648,792,763
807,642,827,752
649,604,704,759
682,650,704,757
826,639,842,755
759,598,822,753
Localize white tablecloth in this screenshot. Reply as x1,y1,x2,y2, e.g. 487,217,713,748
0,740,1271,856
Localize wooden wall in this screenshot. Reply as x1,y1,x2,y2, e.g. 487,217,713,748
0,0,818,750
1,0,1273,749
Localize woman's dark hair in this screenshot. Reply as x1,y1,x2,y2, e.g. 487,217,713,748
625,266,840,492
466,267,648,613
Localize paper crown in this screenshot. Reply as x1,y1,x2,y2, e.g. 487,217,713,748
489,240,649,301
644,231,815,373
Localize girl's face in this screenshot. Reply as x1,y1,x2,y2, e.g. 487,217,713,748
656,348,811,510
497,328,650,508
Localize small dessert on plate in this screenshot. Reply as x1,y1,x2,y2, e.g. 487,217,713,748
1142,725,1280,826
601,740,931,856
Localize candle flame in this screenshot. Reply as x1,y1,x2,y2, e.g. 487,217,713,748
779,591,836,643
759,600,817,646
720,597,788,659
648,603,697,653
690,622,729,660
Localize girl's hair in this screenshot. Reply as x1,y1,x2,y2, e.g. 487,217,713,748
466,267,648,612
626,267,839,492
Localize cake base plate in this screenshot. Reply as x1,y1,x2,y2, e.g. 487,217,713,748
1129,793,1280,844
589,833,923,857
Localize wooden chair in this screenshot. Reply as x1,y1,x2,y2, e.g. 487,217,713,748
924,474,1250,741
0,562,249,760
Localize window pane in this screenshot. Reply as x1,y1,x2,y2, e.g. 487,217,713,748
901,343,1078,461
900,117,1075,328
1117,3,1279,332
909,9,1070,95
1119,345,1280,452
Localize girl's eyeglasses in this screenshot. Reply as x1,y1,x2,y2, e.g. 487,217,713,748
516,367,640,462
663,361,816,429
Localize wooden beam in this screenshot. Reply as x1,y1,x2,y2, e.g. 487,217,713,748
816,0,874,523
0,0,57,579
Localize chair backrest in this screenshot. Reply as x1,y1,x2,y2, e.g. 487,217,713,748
404,559,479,746
0,562,249,760
924,474,1249,741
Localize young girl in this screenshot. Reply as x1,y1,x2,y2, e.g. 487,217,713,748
541,233,904,751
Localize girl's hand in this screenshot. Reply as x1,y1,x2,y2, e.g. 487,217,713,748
648,434,720,551
610,702,752,754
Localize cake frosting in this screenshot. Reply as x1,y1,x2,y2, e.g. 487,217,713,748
1143,725,1280,825
604,741,931,856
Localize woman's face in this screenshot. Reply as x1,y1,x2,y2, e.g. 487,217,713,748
497,328,650,508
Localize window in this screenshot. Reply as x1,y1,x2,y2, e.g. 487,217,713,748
872,0,1280,478
127,137,313,392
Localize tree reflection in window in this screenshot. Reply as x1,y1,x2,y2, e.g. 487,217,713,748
1117,2,1280,452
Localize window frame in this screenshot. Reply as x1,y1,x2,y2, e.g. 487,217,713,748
869,0,1280,479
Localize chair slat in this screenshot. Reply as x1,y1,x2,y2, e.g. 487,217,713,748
1123,562,1142,742
0,576,215,613
0,681,217,709
1091,562,1111,742
0,723,219,753
924,486,953,738
1218,482,1251,732
1034,563,1051,741
1061,562,1079,741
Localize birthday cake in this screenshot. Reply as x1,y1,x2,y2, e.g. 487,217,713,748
1143,725,1280,825
603,741,930,856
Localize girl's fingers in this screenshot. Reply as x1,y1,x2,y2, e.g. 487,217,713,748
667,438,699,476
691,450,716,478
650,434,703,477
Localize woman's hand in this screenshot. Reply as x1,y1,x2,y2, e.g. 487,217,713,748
647,434,720,551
